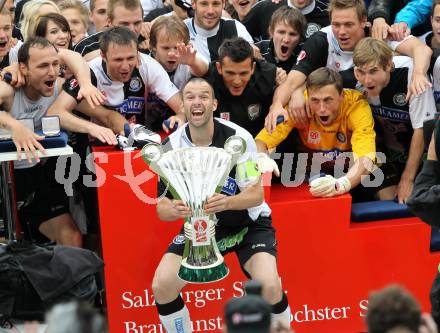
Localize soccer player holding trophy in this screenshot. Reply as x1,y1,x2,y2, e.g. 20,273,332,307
147,78,290,332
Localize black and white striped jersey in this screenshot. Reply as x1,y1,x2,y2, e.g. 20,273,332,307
184,18,253,63
64,53,179,125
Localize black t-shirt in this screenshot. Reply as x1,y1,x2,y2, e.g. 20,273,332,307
143,6,173,22
204,59,277,137
255,39,301,73
243,0,329,41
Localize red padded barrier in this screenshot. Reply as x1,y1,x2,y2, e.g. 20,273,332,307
93,147,440,333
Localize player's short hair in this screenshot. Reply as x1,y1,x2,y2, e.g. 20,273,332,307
150,15,190,48
99,26,138,54
366,285,421,333
328,0,366,22
0,6,11,17
34,13,73,49
268,6,307,41
107,0,142,21
353,37,393,70
59,0,90,28
432,0,440,15
306,67,343,94
18,37,57,65
182,77,214,99
218,37,254,65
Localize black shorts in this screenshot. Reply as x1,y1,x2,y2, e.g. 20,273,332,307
167,215,277,277
13,157,69,241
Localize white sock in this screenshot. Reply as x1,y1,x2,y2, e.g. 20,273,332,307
159,305,192,333
272,305,291,328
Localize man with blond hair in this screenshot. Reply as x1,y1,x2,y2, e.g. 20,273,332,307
352,37,436,203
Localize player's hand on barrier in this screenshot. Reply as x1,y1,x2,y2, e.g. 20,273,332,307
388,22,411,41
77,82,106,109
309,175,351,197
264,103,288,133
288,88,310,128
163,114,185,133
397,177,414,204
257,152,280,176
11,124,46,163
89,123,118,145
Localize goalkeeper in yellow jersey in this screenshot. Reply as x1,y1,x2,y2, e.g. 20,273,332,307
256,67,376,198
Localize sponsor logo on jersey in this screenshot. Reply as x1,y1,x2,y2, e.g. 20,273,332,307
308,130,320,144
297,50,306,63
220,112,230,121
116,96,145,114
393,93,407,106
222,176,237,196
24,104,43,114
306,23,321,38
216,227,248,252
129,77,142,92
372,106,410,122
69,78,78,90
247,104,261,120
173,234,185,245
336,132,346,143
174,318,185,333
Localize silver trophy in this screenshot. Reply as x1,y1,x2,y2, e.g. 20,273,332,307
142,136,247,283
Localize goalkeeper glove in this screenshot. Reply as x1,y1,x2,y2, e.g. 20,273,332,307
257,153,280,176
309,175,351,197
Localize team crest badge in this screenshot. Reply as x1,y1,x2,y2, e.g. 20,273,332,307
306,23,320,38
247,104,261,120
69,79,78,90
220,112,230,121
336,132,346,143
393,93,407,106
308,130,320,144
173,234,185,245
129,77,142,92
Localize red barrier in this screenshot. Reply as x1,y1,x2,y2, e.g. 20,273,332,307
93,147,440,333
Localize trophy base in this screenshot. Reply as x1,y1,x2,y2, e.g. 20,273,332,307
178,262,229,284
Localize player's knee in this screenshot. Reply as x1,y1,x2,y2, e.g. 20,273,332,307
260,277,282,304
152,270,178,302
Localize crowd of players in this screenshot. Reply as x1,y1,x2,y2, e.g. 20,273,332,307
0,0,440,331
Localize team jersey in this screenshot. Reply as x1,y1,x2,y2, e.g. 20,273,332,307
419,31,434,48
145,62,192,131
0,41,22,71
11,82,60,169
293,26,406,76
204,59,277,137
73,31,149,56
243,0,329,41
255,39,302,73
354,56,436,163
64,53,179,125
184,18,253,62
158,118,271,227
256,89,376,161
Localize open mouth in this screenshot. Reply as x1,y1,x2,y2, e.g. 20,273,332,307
239,0,250,7
45,80,55,88
0,41,7,49
280,45,289,55
319,115,329,122
56,41,67,47
191,109,204,118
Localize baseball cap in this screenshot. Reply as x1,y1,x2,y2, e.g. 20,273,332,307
224,295,272,333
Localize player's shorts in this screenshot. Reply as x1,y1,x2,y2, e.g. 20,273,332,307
167,215,277,276
13,157,69,241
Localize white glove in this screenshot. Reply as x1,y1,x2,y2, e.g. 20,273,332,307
257,152,280,176
309,175,351,197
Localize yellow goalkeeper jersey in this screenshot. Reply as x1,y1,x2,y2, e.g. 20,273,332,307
256,89,376,160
